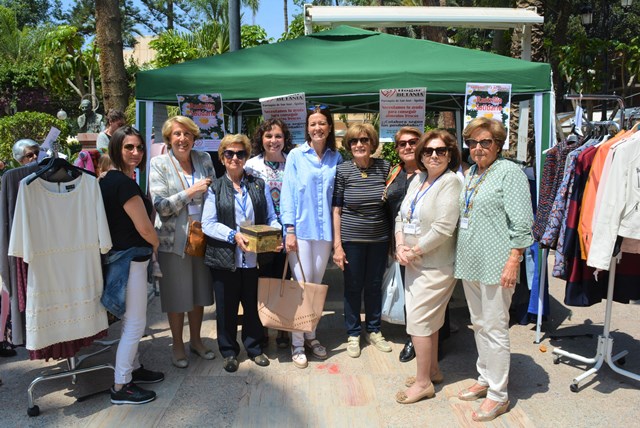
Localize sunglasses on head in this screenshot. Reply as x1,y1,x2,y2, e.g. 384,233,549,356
308,104,328,111
465,139,494,149
222,149,247,160
123,143,145,152
396,138,418,149
348,137,371,146
422,147,449,157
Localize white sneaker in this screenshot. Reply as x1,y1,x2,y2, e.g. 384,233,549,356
366,331,392,352
347,336,361,358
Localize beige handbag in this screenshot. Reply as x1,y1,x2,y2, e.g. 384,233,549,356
257,252,328,333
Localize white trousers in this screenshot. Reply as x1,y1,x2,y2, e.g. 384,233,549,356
114,260,149,385
288,240,332,348
462,280,514,402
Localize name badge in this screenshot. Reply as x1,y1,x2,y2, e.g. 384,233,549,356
188,204,201,216
459,217,469,230
403,223,418,235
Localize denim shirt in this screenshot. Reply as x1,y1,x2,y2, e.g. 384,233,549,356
101,246,152,318
280,143,342,241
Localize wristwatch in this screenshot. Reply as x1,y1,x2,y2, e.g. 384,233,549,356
511,254,524,262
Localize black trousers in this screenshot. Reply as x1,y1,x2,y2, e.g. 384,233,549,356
211,268,264,358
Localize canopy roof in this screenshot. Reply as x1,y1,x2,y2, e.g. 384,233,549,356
136,26,551,113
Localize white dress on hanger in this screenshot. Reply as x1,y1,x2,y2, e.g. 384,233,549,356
8,174,112,350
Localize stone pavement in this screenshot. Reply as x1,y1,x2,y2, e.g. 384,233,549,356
1,261,639,427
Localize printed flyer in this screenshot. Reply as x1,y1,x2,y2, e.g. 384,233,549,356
464,83,512,148
259,93,307,145
176,94,225,151
379,88,426,140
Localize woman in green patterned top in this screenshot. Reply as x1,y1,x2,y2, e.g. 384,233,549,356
454,118,533,422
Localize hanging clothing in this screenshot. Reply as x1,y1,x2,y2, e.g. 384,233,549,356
8,174,112,351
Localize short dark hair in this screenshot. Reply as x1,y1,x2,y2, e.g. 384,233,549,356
251,119,294,156
105,109,126,125
415,129,461,173
109,126,147,172
305,105,337,151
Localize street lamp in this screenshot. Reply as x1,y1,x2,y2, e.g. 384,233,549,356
621,0,633,8
580,5,593,25
56,109,68,120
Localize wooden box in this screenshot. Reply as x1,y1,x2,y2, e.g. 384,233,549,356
240,225,282,253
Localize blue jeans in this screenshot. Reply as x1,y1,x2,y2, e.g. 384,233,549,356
342,241,389,337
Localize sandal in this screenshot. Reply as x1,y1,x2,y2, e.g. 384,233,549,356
304,339,328,360
291,346,308,369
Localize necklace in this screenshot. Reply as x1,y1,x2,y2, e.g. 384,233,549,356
353,160,372,178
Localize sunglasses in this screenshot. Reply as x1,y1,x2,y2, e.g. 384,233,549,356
396,138,418,149
348,137,371,146
422,147,449,157
465,139,494,149
223,149,247,160
123,144,145,153
308,104,328,111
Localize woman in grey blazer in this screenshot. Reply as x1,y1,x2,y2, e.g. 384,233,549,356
149,116,215,368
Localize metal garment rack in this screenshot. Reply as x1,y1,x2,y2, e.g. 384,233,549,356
535,93,627,344
552,254,640,392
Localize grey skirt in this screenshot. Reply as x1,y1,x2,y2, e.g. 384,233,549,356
157,251,214,313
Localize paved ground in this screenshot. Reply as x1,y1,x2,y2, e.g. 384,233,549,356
1,260,639,427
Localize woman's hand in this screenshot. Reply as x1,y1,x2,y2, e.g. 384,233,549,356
396,244,418,266
332,244,348,271
234,232,249,252
500,257,520,288
188,177,213,197
285,233,298,253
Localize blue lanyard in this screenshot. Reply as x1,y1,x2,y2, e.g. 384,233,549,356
182,161,195,188
409,173,443,221
463,165,487,216
234,182,249,218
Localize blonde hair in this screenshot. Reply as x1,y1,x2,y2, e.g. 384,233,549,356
218,134,251,158
161,116,200,146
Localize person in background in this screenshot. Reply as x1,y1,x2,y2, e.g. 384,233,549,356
96,154,113,178
149,116,215,369
332,123,391,358
202,134,281,373
97,109,127,153
100,126,164,405
280,105,342,369
245,118,294,349
455,118,533,422
384,126,421,363
394,129,462,404
12,139,40,166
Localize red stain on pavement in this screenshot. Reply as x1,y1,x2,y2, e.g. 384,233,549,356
317,363,340,374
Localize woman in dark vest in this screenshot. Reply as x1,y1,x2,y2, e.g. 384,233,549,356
201,134,282,373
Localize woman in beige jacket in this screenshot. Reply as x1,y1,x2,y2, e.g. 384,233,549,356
394,129,462,404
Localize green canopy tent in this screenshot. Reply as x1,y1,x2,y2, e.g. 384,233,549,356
135,25,553,180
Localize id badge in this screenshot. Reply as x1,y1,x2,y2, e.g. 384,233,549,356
403,223,418,235
239,220,252,227
459,217,469,230
188,204,201,216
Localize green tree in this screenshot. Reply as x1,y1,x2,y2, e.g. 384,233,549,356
0,0,51,28
96,0,129,111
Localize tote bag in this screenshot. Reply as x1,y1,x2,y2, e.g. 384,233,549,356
381,261,406,325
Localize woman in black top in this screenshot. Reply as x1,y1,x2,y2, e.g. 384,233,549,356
332,123,391,358
100,126,163,405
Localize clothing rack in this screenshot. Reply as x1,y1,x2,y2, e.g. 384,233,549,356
534,93,627,344
551,254,640,391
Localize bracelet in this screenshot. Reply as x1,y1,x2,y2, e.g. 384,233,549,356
286,229,296,236
227,230,237,244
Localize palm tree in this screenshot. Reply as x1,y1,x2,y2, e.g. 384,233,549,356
284,0,288,33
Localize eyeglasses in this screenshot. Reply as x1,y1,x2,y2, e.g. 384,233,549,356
348,137,371,146
123,144,145,153
308,104,328,111
396,138,418,149
422,147,449,157
222,149,247,160
465,139,494,149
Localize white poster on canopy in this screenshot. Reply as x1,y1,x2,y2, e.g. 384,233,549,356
379,88,426,140
259,92,307,145
176,93,225,151
464,83,512,149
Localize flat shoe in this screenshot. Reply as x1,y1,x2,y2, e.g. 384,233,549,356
399,339,415,363
458,384,488,401
223,356,239,373
395,383,435,404
171,353,189,369
251,354,270,367
472,400,510,422
304,339,328,360
291,346,308,369
276,331,290,349
405,369,444,387
190,345,215,360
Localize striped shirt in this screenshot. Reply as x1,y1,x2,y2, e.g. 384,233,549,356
333,158,391,242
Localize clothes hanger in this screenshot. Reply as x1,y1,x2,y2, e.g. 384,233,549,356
26,155,95,185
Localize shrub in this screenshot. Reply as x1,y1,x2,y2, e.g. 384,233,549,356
0,111,71,167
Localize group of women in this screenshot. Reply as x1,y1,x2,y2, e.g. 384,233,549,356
102,108,533,422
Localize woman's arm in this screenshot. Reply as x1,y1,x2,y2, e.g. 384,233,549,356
123,195,159,252
332,206,347,270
